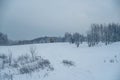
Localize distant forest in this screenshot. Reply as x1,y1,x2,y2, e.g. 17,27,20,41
0,23,120,47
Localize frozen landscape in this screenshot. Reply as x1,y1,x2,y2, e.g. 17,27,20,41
1,0,120,80
0,42,120,80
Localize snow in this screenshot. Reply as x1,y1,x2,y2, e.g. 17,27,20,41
0,42,120,80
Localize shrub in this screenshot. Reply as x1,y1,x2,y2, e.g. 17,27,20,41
62,60,75,67
19,65,31,74
110,59,114,63
17,54,30,65
0,54,7,59
19,58,54,74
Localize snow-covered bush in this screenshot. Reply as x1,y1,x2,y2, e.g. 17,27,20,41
0,54,7,59
0,53,9,69
0,52,54,80
11,60,19,68
19,58,54,74
62,60,75,67
17,54,31,65
109,59,114,63
37,59,54,71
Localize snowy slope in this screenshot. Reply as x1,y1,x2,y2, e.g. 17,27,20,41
0,42,120,80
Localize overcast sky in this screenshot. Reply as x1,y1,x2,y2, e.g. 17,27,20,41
0,0,120,40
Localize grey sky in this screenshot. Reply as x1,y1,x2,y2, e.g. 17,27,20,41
0,0,120,40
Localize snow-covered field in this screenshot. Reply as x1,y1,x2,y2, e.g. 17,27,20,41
0,42,120,80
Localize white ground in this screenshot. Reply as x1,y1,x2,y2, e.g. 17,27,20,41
0,42,120,80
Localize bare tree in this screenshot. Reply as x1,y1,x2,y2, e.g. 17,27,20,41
29,46,37,61
8,50,13,66
64,32,73,43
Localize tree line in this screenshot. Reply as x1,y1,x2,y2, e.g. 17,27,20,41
87,23,120,47
0,32,8,45
64,23,120,47
0,23,120,47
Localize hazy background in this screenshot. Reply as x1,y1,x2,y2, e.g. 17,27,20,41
0,0,120,40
